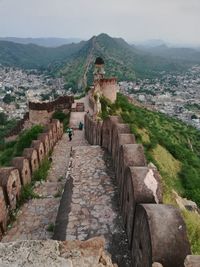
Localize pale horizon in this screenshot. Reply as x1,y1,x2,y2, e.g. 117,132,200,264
0,0,200,46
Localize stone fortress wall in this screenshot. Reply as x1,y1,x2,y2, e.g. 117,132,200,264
84,113,199,267
6,95,74,139
29,95,74,125
0,119,63,240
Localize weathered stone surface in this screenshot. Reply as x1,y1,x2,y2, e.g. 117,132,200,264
0,238,117,267
44,127,54,150
102,116,122,152
132,204,191,267
111,123,131,168
152,263,163,267
0,167,21,210
122,166,163,247
114,133,136,173
117,144,147,203
23,148,39,173
184,255,200,267
173,190,198,212
12,157,31,185
38,133,50,155
31,140,45,164
66,146,131,266
0,186,8,239
2,131,89,242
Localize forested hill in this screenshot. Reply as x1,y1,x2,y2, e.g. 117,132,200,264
0,33,199,90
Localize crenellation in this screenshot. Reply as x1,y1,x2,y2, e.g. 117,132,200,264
31,140,45,164
0,167,21,210
84,113,193,267
12,157,31,185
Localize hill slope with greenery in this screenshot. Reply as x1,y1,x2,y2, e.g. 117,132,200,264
101,93,200,253
1,33,198,91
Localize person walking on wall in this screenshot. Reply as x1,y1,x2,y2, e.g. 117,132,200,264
66,127,73,141
79,121,83,130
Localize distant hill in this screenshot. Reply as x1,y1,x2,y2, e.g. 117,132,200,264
0,37,82,47
0,40,85,70
136,44,200,63
0,33,200,91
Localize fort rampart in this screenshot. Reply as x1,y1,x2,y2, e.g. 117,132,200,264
0,119,63,240
84,113,199,267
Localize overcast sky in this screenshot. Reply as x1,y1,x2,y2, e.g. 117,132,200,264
0,0,199,45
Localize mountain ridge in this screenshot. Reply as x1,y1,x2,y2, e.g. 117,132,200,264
0,33,199,91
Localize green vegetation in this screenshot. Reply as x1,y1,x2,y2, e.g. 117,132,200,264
18,156,51,206
52,110,70,131
182,210,200,254
18,183,40,206
0,125,44,166
32,157,51,181
101,93,200,253
46,223,55,232
1,34,198,92
110,93,200,207
0,113,17,149
185,103,200,112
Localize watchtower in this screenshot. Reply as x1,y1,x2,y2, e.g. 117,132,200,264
93,57,105,81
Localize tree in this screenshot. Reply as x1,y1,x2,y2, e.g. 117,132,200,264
0,112,8,125
3,94,15,104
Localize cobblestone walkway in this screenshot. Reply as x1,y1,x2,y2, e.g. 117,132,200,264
66,146,131,267
2,130,88,242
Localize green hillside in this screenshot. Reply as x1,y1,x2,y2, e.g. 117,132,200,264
101,93,200,253
60,33,191,91
0,40,85,70
0,33,196,92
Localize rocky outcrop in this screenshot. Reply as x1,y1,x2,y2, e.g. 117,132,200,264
0,237,117,267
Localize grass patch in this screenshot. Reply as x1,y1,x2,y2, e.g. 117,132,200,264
18,183,40,206
46,223,55,232
52,110,70,131
32,157,51,182
182,210,200,254
0,125,44,166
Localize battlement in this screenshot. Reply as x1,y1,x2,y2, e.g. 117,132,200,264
84,113,198,267
0,119,64,240
29,95,74,112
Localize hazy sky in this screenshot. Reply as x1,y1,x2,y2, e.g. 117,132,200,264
0,0,200,45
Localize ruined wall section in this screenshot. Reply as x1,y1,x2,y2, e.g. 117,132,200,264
29,95,74,125
84,113,194,267
0,119,63,240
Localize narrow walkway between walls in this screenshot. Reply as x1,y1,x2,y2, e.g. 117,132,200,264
55,145,132,267
2,130,88,242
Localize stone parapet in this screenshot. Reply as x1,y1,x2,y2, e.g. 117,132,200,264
0,119,63,241
84,113,193,267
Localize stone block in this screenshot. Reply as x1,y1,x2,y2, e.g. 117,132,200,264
122,166,163,247
132,204,191,267
12,157,31,185
38,133,50,155
0,167,21,210
184,255,200,267
111,124,131,168
23,148,39,173
115,133,136,177
102,116,122,152
31,140,45,164
52,119,61,140
0,186,8,239
117,144,147,202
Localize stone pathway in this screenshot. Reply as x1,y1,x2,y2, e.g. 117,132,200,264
2,130,88,242
65,146,131,267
